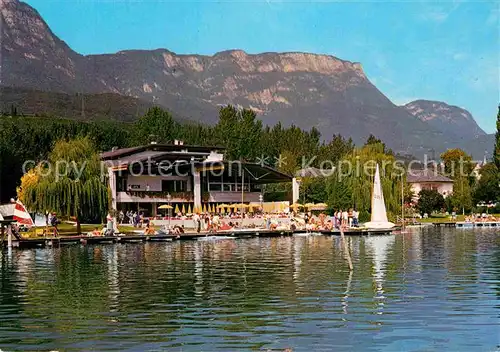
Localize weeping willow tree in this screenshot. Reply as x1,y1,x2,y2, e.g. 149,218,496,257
325,142,405,221
19,137,109,233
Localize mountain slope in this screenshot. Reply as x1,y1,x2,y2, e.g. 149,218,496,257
0,86,158,122
403,100,486,140
0,0,488,157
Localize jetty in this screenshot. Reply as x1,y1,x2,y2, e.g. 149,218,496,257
2,228,394,249
432,221,500,228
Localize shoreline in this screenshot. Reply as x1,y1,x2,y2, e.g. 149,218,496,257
2,227,395,249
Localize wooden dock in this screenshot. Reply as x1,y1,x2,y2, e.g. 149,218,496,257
432,221,500,228
2,228,394,249
432,222,457,227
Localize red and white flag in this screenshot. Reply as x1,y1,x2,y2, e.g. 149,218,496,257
13,200,34,227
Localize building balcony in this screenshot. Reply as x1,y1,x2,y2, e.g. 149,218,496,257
116,191,193,203
116,191,261,203
206,192,260,203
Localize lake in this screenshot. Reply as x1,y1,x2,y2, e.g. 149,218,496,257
0,228,498,351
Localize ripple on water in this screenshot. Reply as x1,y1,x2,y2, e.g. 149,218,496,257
0,230,499,351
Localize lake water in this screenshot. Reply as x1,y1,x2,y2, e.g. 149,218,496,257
0,228,498,351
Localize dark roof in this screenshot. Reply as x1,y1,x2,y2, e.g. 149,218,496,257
178,161,292,183
407,170,453,183
101,143,225,160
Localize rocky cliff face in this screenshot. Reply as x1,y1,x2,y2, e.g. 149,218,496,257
403,100,486,140
0,0,489,157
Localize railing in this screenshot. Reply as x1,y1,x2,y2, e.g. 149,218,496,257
207,192,260,203
116,192,192,203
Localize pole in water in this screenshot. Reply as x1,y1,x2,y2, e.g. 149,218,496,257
7,226,12,249
340,226,353,271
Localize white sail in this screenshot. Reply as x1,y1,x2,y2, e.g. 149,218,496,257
364,164,395,229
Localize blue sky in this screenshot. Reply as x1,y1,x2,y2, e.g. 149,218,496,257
25,0,499,133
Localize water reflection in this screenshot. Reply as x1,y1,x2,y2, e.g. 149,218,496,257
0,229,498,351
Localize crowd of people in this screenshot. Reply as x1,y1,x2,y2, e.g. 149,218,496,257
88,207,363,237
464,213,497,223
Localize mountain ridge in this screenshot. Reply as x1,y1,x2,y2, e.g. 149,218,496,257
403,99,486,140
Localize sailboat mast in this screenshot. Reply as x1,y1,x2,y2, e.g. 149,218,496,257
401,174,405,231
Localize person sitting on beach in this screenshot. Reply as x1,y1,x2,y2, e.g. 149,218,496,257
220,223,232,231
326,220,333,231
212,214,220,231
171,225,184,237
144,223,155,236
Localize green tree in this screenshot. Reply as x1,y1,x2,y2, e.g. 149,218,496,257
134,106,177,144
317,134,354,166
440,148,475,179
20,137,109,232
324,142,403,219
301,177,327,204
450,175,473,214
238,108,263,160
473,163,500,204
365,134,392,155
417,189,445,215
214,105,263,160
326,179,352,211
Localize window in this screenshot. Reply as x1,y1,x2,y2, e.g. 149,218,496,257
162,180,187,192
175,180,187,192
117,177,127,192
209,183,222,191
162,180,175,192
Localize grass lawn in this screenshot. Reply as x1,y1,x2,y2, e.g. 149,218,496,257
23,222,137,237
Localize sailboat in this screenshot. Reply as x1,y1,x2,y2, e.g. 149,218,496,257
363,164,395,229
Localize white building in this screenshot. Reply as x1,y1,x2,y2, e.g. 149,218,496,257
407,170,453,199
101,142,293,215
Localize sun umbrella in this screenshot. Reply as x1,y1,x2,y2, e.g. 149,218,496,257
158,204,173,209
188,204,192,214
309,203,328,211
181,204,186,214
290,203,304,211
217,203,230,209
202,204,207,213
174,204,180,214
233,203,249,208
273,202,279,213
304,203,315,209
263,202,270,213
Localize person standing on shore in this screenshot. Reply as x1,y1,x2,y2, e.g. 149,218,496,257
352,209,359,227
342,209,348,228
193,213,201,233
